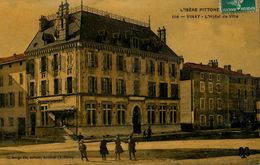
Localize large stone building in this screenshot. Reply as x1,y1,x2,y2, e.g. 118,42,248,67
180,60,256,130
0,54,28,138
25,2,182,137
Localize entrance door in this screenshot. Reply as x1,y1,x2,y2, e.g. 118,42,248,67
18,118,26,137
132,106,141,134
30,113,36,135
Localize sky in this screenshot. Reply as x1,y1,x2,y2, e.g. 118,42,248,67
0,0,259,76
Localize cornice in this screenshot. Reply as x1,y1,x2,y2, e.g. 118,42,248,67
25,41,180,63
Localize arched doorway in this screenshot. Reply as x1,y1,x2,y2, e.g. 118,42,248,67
132,106,141,134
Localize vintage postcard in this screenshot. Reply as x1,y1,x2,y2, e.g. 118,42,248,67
0,0,259,164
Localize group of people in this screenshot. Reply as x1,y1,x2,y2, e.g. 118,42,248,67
78,134,137,161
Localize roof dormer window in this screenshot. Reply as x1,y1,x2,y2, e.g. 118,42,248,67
97,29,108,43
112,32,121,45
131,37,139,49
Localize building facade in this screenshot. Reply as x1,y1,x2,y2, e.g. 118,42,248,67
180,60,256,130
25,2,181,137
0,54,28,138
255,78,260,126
228,69,256,128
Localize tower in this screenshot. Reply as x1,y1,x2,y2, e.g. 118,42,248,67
55,1,70,41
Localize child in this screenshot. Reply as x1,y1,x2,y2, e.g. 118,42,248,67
78,139,89,161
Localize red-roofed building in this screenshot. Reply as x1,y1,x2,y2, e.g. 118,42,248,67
180,60,256,130
0,54,28,138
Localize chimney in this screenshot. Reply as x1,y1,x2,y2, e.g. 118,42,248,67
157,26,166,43
224,65,231,71
208,59,218,67
215,59,218,67
39,15,50,32
208,60,213,67
179,55,184,70
55,0,70,41
237,69,243,74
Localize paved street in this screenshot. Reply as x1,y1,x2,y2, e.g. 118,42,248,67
0,138,259,164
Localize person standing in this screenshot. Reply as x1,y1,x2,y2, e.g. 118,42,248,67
78,139,89,161
128,135,136,160
100,136,109,161
143,129,147,139
114,135,124,160
147,126,152,140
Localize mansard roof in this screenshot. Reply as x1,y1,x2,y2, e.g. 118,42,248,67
25,6,180,61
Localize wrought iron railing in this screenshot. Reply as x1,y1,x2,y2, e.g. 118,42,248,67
46,5,149,27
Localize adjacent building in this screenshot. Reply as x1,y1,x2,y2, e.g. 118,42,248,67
25,2,182,137
0,54,28,138
255,78,260,126
180,60,256,130
227,67,256,128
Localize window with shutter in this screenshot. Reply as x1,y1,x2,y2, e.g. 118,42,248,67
133,58,140,73
40,56,47,72
41,80,47,96
59,78,62,94
171,84,179,99
117,55,124,71
5,94,9,107
159,105,166,124
73,78,77,93
67,77,73,94
158,62,165,77
46,80,49,95
86,103,96,125
148,82,156,97
117,104,126,125
147,105,155,124
102,103,112,125
169,63,176,77
88,76,97,94
54,79,59,95
103,53,110,70
102,78,112,95
0,76,3,87
159,83,168,98
133,80,140,95
53,54,59,71
116,79,125,96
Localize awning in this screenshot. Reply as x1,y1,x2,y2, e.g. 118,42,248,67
45,106,76,112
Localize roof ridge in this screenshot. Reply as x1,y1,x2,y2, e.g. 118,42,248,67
0,54,25,63
184,62,252,77
45,5,150,28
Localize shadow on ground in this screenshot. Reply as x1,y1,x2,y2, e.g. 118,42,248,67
0,149,259,160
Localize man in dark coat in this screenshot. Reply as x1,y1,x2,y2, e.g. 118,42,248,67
128,135,136,160
114,135,124,160
100,136,109,161
147,126,152,140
